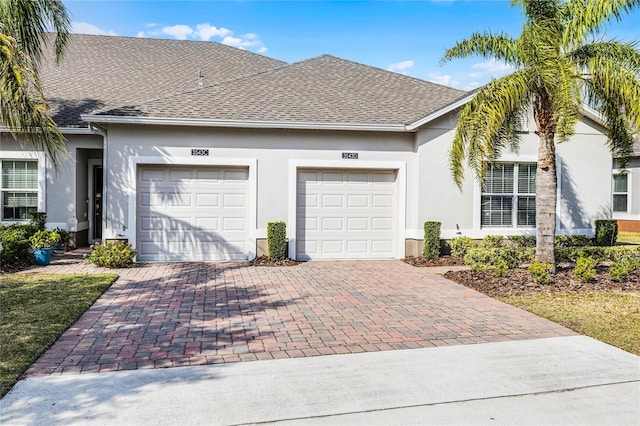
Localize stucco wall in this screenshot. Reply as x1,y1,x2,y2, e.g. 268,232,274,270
102,125,417,251
416,113,612,238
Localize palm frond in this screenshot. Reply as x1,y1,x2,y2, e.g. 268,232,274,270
450,69,534,187
563,0,640,46
0,0,70,67
570,40,640,73
0,30,68,167
441,32,519,66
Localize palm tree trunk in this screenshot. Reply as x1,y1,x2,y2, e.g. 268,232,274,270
535,131,557,269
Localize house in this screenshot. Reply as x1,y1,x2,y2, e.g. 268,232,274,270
613,139,640,232
0,34,619,261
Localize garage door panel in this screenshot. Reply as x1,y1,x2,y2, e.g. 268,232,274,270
223,193,246,207
297,168,397,260
137,165,249,262
347,194,368,208
321,194,344,208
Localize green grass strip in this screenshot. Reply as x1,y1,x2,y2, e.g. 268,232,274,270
0,273,117,397
501,292,640,355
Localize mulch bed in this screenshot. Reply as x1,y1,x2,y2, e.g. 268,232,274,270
444,267,640,297
403,256,466,267
249,255,301,267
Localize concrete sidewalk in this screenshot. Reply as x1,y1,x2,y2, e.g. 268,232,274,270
1,335,638,425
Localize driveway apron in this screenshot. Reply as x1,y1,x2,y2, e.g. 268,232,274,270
24,253,574,376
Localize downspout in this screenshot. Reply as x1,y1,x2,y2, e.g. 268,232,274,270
88,123,107,241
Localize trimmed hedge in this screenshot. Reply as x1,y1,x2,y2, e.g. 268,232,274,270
464,245,640,270
267,221,287,261
595,219,618,246
423,221,441,259
464,247,535,271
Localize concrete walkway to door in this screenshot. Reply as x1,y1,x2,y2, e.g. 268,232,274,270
23,252,574,376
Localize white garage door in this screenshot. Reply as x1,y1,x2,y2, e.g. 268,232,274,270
137,165,249,262
297,169,398,260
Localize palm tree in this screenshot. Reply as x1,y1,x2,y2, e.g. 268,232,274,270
443,0,640,269
0,0,70,167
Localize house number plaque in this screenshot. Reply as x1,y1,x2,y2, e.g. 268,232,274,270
342,152,358,159
191,149,210,156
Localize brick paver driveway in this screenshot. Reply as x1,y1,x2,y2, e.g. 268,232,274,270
26,255,574,376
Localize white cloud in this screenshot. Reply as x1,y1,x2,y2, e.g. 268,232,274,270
387,60,414,73
162,24,194,40
195,23,232,41
71,22,117,36
471,59,514,76
149,22,267,53
427,72,458,88
136,31,146,38
222,35,262,49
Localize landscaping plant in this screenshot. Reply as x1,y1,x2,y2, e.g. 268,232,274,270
574,256,597,283
85,241,136,268
482,235,504,249
267,221,287,261
423,221,441,259
528,260,553,285
595,220,618,247
449,236,477,257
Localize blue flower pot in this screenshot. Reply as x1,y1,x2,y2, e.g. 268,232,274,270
33,247,54,266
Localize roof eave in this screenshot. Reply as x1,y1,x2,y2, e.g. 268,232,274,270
79,115,409,132
405,93,475,131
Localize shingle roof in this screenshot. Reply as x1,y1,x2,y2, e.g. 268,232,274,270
122,55,467,126
41,34,286,127
41,34,466,128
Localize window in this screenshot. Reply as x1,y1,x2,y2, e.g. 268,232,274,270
612,173,628,213
2,160,38,220
481,163,536,228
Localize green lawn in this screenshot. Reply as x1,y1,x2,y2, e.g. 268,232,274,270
501,292,640,355
618,231,640,245
0,273,117,397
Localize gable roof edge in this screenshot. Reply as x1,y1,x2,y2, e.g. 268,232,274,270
406,93,475,130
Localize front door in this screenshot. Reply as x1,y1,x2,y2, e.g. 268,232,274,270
91,165,103,242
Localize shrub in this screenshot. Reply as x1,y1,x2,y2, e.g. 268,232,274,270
85,241,136,268
491,258,508,278
0,224,37,268
554,235,593,248
267,221,287,261
449,236,477,257
574,256,597,282
464,247,534,270
528,260,553,284
609,256,640,282
555,247,607,263
594,219,618,246
423,221,441,259
507,235,536,248
482,235,504,249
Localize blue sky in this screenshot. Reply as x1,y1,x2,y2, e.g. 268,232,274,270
64,0,640,90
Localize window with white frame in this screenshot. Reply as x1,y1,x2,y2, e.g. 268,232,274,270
612,172,629,213
2,160,38,220
481,163,536,228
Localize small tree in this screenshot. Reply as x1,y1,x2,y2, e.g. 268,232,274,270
443,0,640,270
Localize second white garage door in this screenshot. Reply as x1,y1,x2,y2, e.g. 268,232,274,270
296,168,398,260
137,165,249,262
